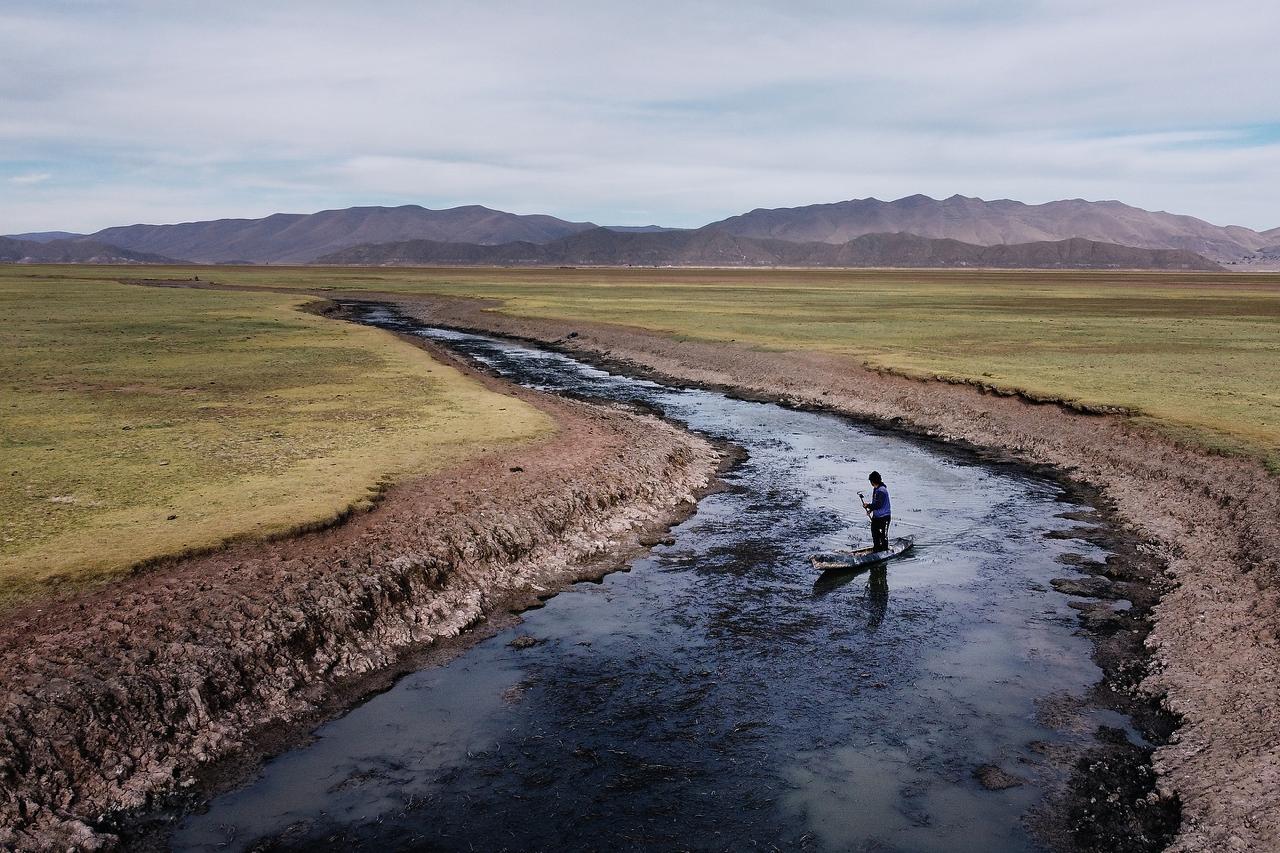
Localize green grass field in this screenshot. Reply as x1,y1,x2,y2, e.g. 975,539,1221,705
0,268,553,606
99,264,1280,469
5,263,1276,602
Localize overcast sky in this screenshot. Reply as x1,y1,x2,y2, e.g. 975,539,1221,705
2,0,1278,233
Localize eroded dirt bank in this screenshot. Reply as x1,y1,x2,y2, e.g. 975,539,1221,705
0,333,719,851
385,294,1280,853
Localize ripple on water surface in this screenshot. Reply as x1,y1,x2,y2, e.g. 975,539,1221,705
173,308,1126,852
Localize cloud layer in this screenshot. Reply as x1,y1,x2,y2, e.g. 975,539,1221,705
3,0,1278,232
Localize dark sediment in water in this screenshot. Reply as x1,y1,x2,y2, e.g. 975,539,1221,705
0,334,717,852
166,306,1174,852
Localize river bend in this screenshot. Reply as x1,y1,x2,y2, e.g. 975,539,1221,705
174,305,1137,852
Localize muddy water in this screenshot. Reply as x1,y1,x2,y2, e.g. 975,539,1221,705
173,306,1138,852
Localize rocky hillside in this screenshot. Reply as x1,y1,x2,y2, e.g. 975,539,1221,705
708,194,1268,262
3,231,86,243
10,196,1265,268
0,236,178,264
88,205,597,264
317,227,1223,270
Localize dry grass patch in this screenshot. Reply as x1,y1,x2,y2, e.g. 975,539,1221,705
126,264,1278,469
0,268,552,606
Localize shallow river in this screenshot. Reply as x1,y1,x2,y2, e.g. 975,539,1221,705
174,306,1135,852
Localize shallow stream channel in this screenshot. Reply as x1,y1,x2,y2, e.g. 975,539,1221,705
173,305,1151,852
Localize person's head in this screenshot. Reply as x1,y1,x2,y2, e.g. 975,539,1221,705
869,471,882,486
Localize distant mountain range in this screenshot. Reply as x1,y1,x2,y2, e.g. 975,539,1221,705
0,236,179,264
4,196,1275,269
708,194,1271,262
5,231,86,243
317,227,1223,271
86,205,597,264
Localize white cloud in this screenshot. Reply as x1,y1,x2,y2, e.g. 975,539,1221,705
1,0,1278,231
9,171,51,185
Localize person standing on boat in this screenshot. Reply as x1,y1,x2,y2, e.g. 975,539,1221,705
862,471,892,552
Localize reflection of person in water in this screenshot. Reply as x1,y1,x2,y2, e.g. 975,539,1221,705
814,563,892,629
865,566,889,633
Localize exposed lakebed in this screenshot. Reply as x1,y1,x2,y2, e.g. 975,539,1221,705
173,305,1146,852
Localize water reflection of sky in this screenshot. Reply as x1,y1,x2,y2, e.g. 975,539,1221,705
174,306,1124,852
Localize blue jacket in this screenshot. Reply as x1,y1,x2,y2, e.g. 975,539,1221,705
868,484,891,519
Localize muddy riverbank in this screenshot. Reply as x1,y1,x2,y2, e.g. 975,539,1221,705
380,293,1280,853
0,331,719,851
171,306,1161,852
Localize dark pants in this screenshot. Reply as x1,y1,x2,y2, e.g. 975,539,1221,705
871,516,891,552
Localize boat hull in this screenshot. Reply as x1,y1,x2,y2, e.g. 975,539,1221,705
810,537,914,572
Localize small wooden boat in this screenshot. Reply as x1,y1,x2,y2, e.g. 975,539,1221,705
809,536,914,572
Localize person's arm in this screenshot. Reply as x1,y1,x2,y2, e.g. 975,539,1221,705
869,488,886,514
